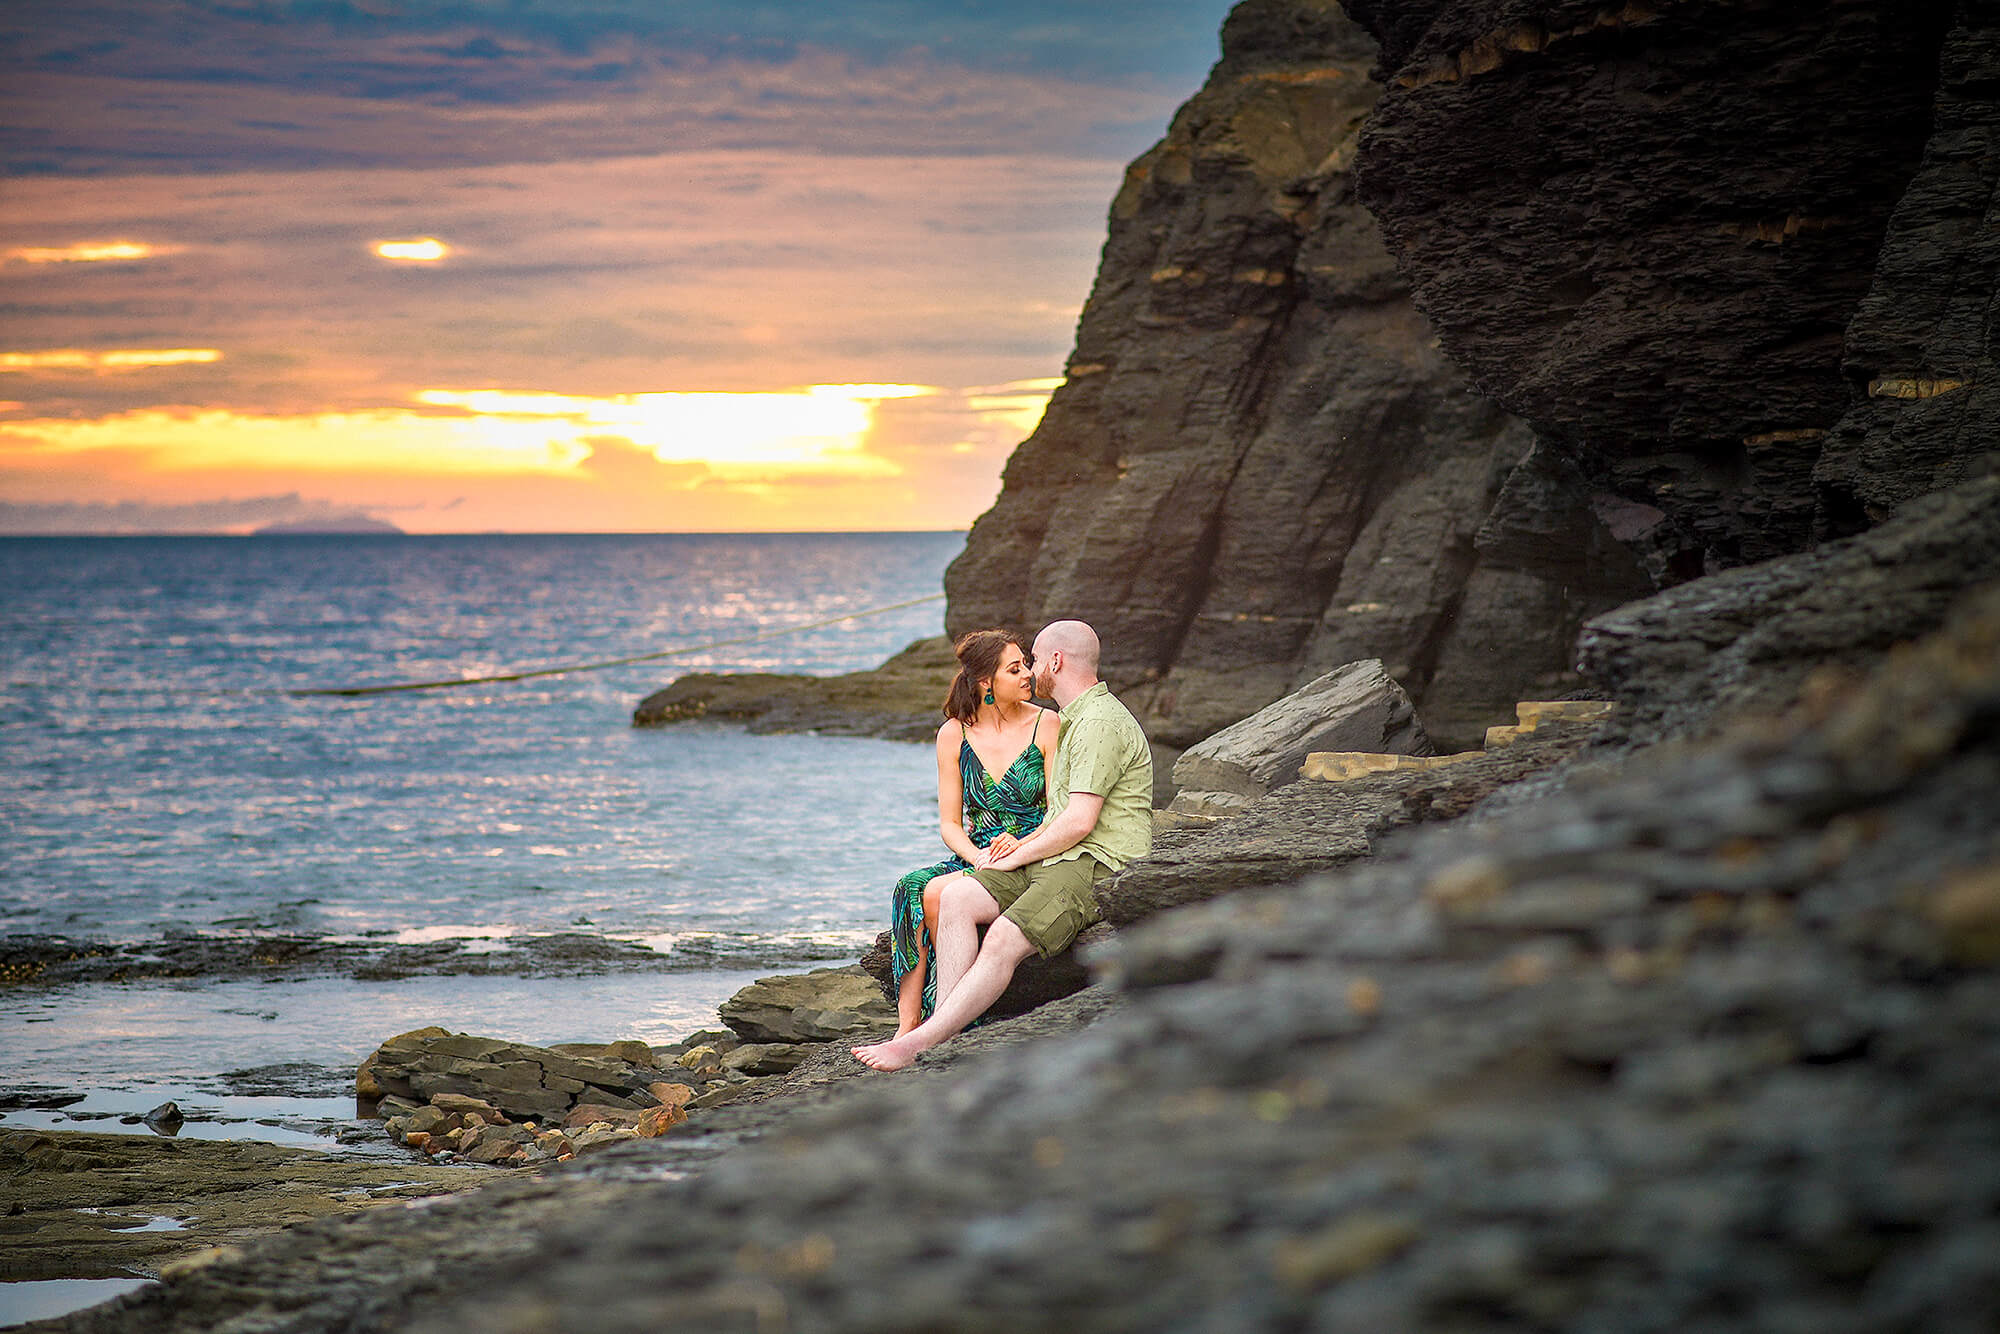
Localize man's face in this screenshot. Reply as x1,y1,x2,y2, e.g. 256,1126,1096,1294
1029,636,1054,698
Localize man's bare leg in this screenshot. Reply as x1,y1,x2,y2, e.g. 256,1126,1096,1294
928,873,999,1010
852,915,1035,1071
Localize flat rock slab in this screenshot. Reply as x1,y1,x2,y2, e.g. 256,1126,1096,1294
0,1127,479,1281
1171,659,1433,799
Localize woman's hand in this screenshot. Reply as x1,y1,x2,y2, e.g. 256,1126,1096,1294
986,833,1020,862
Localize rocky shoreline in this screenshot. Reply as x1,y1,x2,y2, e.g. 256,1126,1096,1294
19,562,1998,1331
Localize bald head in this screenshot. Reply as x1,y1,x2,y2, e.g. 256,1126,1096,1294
1031,619,1101,705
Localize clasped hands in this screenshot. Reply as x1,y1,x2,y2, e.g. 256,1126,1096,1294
970,832,1029,871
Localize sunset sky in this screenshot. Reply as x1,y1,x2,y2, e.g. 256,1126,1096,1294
0,1,1237,534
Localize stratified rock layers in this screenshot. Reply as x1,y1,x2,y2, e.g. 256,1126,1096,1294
945,1,1646,750
1814,7,2000,533
1346,0,1956,570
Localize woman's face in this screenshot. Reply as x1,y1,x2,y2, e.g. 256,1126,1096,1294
988,643,1033,707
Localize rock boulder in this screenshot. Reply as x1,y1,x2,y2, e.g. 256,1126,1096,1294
1169,659,1432,799
716,965,899,1044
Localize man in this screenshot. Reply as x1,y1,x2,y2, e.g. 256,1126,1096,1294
853,619,1151,1071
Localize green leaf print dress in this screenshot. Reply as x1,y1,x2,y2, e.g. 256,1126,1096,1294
888,716,1047,1019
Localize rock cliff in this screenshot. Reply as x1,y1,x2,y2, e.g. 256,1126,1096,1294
945,0,1650,751
1345,0,1960,571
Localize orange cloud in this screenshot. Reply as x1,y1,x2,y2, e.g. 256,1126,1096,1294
3,241,179,265
0,349,222,372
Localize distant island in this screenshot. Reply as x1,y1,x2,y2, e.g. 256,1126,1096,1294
252,517,404,536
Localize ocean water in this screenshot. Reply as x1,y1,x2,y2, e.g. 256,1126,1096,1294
0,533,961,1102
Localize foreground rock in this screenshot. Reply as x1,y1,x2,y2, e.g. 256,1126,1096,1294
0,1128,477,1282
58,581,2000,1334
632,636,955,741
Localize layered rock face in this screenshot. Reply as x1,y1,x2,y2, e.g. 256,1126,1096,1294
945,0,1649,750
1345,0,1958,571
1814,9,2000,534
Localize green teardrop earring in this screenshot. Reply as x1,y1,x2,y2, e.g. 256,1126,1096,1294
983,689,995,706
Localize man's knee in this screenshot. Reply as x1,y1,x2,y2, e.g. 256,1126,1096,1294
981,913,1037,966
940,874,1000,923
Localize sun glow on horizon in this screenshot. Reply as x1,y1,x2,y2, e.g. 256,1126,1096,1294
416,383,934,470
0,379,1050,532
371,237,451,262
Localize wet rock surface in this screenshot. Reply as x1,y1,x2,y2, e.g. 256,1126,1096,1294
631,636,955,740
0,1128,478,1283
359,1030,683,1125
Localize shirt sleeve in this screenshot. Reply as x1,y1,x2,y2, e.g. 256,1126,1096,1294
1060,719,1124,798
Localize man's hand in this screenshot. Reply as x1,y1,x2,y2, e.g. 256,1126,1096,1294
990,846,1029,872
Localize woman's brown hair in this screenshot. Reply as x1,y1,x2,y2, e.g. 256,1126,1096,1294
943,629,1022,726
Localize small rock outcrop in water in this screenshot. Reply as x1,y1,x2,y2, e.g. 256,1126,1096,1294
631,636,955,741
943,1,1650,751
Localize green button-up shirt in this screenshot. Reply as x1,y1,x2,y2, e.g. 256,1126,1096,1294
1044,681,1153,872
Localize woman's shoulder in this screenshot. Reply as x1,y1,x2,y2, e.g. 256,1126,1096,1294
935,718,966,746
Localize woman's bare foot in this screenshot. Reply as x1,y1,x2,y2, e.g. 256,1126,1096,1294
851,1035,922,1071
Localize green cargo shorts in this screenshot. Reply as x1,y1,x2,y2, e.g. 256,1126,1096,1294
970,855,1108,957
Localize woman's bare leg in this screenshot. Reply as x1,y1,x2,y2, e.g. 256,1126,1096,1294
895,877,947,1036
895,936,926,1037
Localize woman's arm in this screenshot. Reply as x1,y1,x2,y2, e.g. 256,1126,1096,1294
933,723,982,865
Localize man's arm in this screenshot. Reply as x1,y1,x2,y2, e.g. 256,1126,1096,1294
990,793,1103,871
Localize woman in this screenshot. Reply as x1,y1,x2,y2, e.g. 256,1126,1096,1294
888,629,1058,1035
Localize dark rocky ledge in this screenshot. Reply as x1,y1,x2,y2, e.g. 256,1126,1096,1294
631,636,956,741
